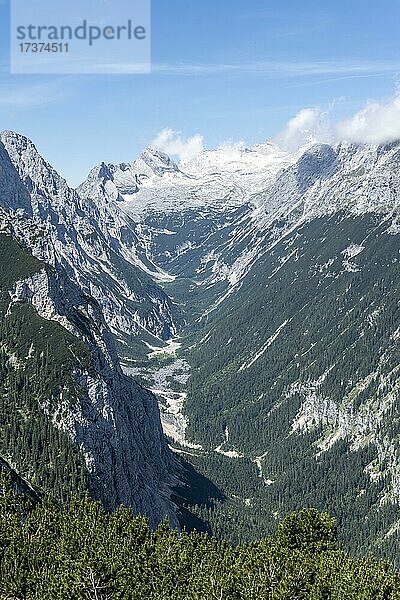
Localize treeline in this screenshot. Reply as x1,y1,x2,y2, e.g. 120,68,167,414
0,481,398,600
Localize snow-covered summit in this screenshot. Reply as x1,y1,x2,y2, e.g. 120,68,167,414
78,139,295,216
180,140,291,178
77,147,183,206
134,147,181,178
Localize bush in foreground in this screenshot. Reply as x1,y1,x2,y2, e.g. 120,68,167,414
0,482,398,599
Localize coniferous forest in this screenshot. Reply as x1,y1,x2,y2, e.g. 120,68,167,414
0,477,399,600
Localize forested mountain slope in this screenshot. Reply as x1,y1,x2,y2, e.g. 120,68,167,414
180,211,400,558
0,228,177,526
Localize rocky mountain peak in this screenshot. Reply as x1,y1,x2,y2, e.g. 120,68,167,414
0,130,73,205
0,139,33,215
78,147,181,205
295,143,338,192
134,147,180,178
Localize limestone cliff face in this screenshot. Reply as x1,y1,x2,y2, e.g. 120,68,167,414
5,256,179,527
0,135,179,527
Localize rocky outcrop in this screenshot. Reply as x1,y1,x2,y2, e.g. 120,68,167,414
6,257,179,526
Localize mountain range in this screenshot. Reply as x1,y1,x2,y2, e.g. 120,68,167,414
1,130,400,559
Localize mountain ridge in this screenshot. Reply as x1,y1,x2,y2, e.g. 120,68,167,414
0,133,180,527
2,129,400,558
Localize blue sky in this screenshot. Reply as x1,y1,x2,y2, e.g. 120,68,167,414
1,0,400,186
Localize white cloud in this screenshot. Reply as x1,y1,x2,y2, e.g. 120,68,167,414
275,91,400,152
152,59,399,79
275,107,332,152
335,92,400,144
153,91,400,165
151,128,204,161
0,81,67,109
